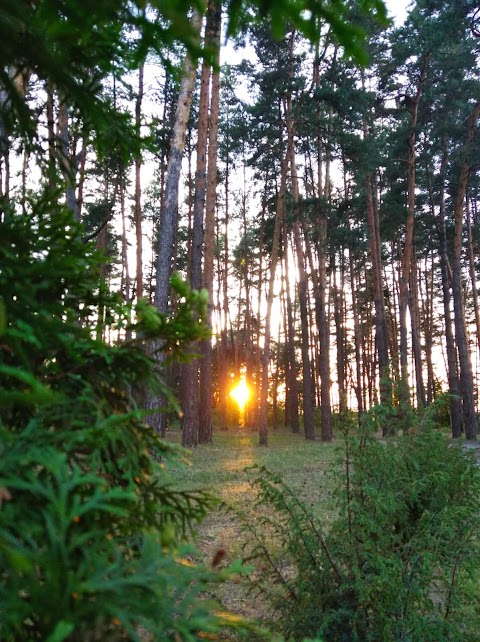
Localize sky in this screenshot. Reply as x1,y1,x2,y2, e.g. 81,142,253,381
222,0,411,79
386,0,410,26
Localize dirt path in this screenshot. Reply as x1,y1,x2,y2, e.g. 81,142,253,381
159,429,338,629
194,433,268,622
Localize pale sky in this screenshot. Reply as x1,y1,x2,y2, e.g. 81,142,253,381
385,0,410,26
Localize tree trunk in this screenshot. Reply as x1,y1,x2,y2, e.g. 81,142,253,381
419,252,435,405
365,173,390,411
199,0,221,444
316,210,332,440
435,141,462,438
284,94,314,438
149,10,201,437
259,154,287,446
58,99,79,220
134,64,144,301
254,205,266,428
333,255,347,413
292,219,315,440
282,226,300,432
182,7,215,448
452,101,480,440
409,248,426,407
218,167,231,432
349,249,364,420
46,82,56,190
398,54,429,413
466,194,480,355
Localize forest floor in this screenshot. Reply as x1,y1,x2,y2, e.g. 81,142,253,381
162,427,341,630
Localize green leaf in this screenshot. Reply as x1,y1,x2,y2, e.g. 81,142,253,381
0,364,60,406
0,540,33,573
46,621,75,642
0,297,6,334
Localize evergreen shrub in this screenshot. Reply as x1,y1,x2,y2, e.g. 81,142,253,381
242,427,480,641
0,196,246,641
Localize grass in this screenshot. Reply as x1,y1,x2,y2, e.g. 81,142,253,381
163,427,340,513
161,427,341,625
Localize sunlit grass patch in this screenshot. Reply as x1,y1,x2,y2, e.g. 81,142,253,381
159,427,341,624
162,428,339,513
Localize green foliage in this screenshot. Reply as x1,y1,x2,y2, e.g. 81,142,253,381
0,195,245,641
0,0,389,153
242,431,480,641
225,0,389,63
0,0,203,152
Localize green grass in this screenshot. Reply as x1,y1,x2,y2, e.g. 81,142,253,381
160,427,342,624
163,428,339,512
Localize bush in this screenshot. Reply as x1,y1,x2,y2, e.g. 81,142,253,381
0,197,246,641
242,429,480,642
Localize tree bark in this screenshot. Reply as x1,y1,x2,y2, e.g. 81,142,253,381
349,249,364,420
218,169,231,431
466,194,480,356
398,53,429,413
58,99,79,220
292,218,315,440
409,248,426,407
182,7,215,448
259,154,287,446
332,254,347,413
282,226,300,433
134,64,144,301
316,209,332,440
199,0,221,444
435,141,462,438
365,173,390,411
149,10,201,437
451,101,480,440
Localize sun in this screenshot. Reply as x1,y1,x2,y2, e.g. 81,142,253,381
230,378,250,411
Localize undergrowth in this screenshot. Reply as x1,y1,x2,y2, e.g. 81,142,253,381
0,199,251,641
241,427,480,641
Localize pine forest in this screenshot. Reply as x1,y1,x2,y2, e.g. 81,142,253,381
2,0,480,640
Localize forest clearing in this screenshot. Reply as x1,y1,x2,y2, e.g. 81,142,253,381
2,0,480,639
163,429,338,624
160,425,480,640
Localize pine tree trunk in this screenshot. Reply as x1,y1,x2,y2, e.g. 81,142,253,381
365,174,390,411
409,249,426,407
349,249,364,420
255,209,266,428
241,185,254,428
398,54,429,413
307,287,319,409
46,82,55,189
218,170,231,432
388,242,399,379
134,64,144,301
58,99,79,220
259,154,287,446
272,323,281,428
76,142,87,221
199,0,221,444
149,10,201,437
466,195,480,355
317,210,332,440
419,252,435,404
333,255,347,413
283,227,300,433
292,219,315,439
286,112,315,439
452,101,480,440
436,142,462,438
182,8,215,448
120,179,130,295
